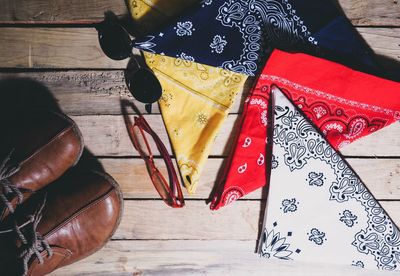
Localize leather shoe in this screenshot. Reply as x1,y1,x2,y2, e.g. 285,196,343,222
0,170,123,276
0,111,84,220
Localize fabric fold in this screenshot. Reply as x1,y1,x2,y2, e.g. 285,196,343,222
144,52,247,194
258,87,400,270
262,50,400,149
133,0,377,76
210,76,270,209
211,49,400,210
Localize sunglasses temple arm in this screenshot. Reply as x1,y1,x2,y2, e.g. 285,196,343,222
138,118,184,201
152,133,184,199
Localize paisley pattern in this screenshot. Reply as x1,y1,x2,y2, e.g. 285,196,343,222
210,86,269,210
237,163,248,174
307,172,325,187
340,210,358,228
133,0,319,76
281,198,298,213
308,228,326,245
259,88,400,270
211,50,400,211
262,74,398,149
210,35,228,54
271,154,279,169
221,187,244,207
132,0,378,76
143,52,247,194
175,21,195,36
242,137,252,148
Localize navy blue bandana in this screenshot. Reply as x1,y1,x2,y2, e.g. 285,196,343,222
133,0,376,76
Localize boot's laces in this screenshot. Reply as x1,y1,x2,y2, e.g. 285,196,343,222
0,150,23,214
0,195,53,276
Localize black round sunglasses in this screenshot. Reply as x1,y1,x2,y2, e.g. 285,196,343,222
97,15,162,105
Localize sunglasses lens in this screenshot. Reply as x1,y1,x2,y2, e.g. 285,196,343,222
150,170,174,204
98,23,132,60
131,125,151,157
128,69,162,103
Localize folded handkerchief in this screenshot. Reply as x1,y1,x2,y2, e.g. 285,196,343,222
144,52,247,194
134,0,377,76
258,86,400,270
211,50,400,210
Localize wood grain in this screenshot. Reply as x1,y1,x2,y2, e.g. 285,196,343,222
338,0,400,26
358,27,400,65
72,115,400,157
100,157,400,200
0,71,249,115
0,28,399,69
111,201,399,240
1,0,399,27
0,0,128,24
52,240,392,276
0,28,131,69
114,200,261,240
72,114,240,157
1,1,399,275
340,122,400,156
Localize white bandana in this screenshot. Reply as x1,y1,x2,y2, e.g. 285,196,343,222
259,86,400,270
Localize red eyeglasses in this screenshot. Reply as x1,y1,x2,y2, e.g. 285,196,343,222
123,103,184,208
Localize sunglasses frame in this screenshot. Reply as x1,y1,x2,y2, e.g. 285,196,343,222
127,115,184,208
97,15,162,105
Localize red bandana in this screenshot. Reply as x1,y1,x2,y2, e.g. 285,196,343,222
210,49,400,210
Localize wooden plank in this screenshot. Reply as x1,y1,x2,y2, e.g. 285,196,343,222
357,27,400,67
340,122,400,156
100,158,400,200
111,201,399,240
1,0,399,27
0,0,128,24
348,158,400,199
114,200,261,240
101,158,230,200
73,115,400,157
0,28,131,69
73,114,239,157
52,240,392,276
0,71,249,115
338,0,400,26
0,27,399,69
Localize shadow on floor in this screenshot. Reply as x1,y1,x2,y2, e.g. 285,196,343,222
0,77,104,173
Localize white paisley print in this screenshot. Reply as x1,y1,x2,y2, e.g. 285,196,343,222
216,0,317,75
134,0,318,76
210,35,228,54
202,0,213,7
259,87,400,271
175,21,195,36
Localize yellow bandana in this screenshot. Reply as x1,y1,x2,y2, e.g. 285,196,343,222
127,0,197,32
144,52,247,194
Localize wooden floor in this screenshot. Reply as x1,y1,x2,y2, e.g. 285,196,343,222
1,0,400,275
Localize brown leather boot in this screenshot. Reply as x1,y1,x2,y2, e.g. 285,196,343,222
0,111,84,220
0,170,123,276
